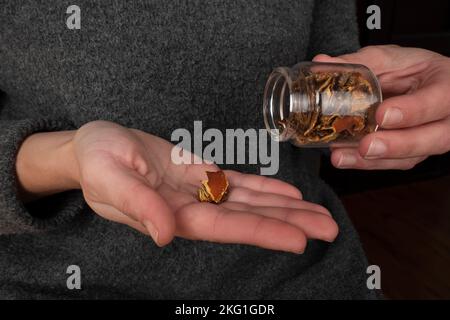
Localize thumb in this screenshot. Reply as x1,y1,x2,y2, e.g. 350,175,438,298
98,160,176,246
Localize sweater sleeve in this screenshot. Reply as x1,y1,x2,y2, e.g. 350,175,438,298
306,0,361,58
0,118,87,235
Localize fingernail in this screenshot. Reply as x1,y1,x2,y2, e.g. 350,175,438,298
143,220,159,245
365,139,387,158
337,153,357,167
381,107,403,127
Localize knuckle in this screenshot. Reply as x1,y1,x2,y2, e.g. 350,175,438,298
358,45,376,53
380,44,400,54
384,44,401,50
360,45,387,56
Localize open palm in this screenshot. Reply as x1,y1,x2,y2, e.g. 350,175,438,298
73,120,338,253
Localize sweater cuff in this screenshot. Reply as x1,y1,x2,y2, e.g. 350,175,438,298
0,118,87,235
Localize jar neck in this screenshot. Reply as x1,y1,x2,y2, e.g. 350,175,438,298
263,67,294,142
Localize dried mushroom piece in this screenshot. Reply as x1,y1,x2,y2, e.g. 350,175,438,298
280,71,374,145
198,170,229,204
331,115,365,134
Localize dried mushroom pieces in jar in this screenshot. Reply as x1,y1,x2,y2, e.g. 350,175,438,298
279,71,375,145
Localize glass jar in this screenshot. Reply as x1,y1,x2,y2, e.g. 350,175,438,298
263,62,382,147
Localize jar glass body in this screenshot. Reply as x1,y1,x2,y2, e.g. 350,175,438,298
263,62,382,147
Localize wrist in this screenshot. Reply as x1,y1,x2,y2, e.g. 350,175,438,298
58,131,81,190
16,130,80,201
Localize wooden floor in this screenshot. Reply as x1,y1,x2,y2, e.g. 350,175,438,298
340,174,450,299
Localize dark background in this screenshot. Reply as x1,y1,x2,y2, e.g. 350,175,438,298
358,0,450,56
321,0,450,194
320,0,450,299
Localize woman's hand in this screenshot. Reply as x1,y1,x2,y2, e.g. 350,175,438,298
17,120,338,253
314,45,450,170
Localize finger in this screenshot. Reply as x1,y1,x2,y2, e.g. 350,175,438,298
114,171,175,246
314,49,450,128
312,49,389,75
357,118,450,159
331,148,427,170
313,45,417,75
89,157,176,246
313,52,423,98
176,203,308,254
376,80,450,129
220,202,338,242
313,54,350,64
224,170,302,199
227,187,330,216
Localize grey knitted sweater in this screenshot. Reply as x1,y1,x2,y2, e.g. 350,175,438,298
0,0,377,299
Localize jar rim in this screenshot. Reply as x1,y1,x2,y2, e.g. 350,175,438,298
263,67,294,142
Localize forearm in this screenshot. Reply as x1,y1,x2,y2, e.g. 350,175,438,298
15,130,80,202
